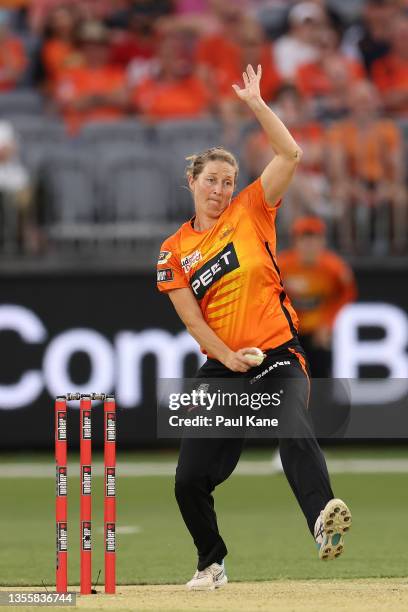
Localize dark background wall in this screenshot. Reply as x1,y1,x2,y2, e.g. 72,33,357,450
0,266,407,448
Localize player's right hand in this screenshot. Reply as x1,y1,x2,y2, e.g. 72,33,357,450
223,348,261,372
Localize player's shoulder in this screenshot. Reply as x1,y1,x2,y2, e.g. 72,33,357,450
321,249,351,273
232,177,263,205
160,222,189,253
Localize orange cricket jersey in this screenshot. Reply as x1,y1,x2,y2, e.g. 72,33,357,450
157,178,299,356
278,249,357,334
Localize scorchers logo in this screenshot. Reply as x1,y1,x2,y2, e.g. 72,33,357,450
190,242,239,300
157,251,172,265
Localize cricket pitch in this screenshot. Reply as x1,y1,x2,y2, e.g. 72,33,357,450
4,579,408,612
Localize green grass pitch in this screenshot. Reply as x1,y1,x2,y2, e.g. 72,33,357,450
0,452,407,586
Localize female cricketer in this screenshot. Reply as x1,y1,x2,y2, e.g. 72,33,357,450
156,64,352,590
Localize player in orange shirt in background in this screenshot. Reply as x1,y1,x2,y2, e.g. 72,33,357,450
157,65,352,591
279,217,357,378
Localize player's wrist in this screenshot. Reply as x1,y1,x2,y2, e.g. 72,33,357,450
220,347,234,368
246,95,266,112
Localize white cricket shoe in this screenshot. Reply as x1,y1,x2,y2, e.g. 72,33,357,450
314,498,352,561
186,562,228,591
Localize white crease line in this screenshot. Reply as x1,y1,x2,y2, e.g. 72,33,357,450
0,458,408,477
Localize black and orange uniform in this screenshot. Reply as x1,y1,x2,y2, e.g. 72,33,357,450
279,248,357,376
157,179,334,570
157,178,298,353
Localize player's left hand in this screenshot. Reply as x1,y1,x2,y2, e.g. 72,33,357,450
232,64,262,105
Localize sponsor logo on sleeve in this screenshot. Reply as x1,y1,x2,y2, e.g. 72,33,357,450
157,268,174,283
190,242,239,299
181,249,202,273
158,251,172,265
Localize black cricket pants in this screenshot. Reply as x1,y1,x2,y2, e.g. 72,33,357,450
174,337,334,571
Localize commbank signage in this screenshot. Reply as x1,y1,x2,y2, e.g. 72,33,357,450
0,270,406,447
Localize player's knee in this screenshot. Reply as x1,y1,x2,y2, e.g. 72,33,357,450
175,471,210,501
174,473,198,499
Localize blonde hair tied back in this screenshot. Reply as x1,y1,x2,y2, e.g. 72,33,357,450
185,147,239,183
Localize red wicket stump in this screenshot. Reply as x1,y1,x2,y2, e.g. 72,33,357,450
55,393,116,595
104,397,116,594
55,397,68,593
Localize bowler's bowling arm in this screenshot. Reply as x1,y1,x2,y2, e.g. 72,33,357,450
167,287,253,373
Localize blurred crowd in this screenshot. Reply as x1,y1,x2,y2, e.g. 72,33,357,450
0,0,407,255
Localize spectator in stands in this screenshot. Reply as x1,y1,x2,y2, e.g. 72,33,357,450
278,216,357,378
109,4,159,69
0,9,27,91
195,1,248,96
54,21,127,134
107,0,173,28
273,1,326,80
341,0,398,76
0,121,37,252
242,85,328,240
174,0,208,14
296,26,365,120
29,0,123,33
41,5,82,89
131,30,211,121
371,13,408,117
211,16,282,143
327,80,406,254
221,17,281,103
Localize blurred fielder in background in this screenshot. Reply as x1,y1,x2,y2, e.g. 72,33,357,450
279,216,357,378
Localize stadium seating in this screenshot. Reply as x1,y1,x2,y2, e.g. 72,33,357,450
154,119,222,220
98,146,172,223
80,119,155,149
40,146,98,225
0,90,44,117
154,118,221,146
8,115,66,175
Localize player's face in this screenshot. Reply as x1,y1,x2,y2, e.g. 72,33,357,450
190,161,235,220
296,234,325,263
